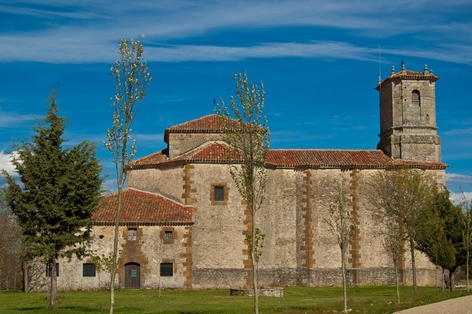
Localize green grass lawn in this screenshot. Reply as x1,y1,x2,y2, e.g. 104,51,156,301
0,286,470,314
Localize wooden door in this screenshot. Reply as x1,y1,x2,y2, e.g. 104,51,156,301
125,263,140,289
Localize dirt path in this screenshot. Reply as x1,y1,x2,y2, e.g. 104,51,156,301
394,294,472,314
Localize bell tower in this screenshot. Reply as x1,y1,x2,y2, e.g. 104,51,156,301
376,62,441,162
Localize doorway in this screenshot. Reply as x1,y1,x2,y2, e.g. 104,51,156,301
124,263,140,289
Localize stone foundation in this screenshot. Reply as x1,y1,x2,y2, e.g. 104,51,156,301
230,287,284,297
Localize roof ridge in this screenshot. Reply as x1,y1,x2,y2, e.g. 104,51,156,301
165,113,216,130
268,148,381,152
126,187,192,207
169,141,233,161
133,149,167,161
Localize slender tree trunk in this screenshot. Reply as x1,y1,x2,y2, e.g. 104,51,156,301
409,238,418,294
341,247,347,313
394,260,400,304
22,261,28,293
442,268,445,292
449,270,456,292
110,182,123,314
49,257,57,309
467,251,470,292
252,201,259,314
13,257,18,291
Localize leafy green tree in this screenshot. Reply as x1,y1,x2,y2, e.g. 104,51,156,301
89,251,114,289
415,188,456,290
436,192,465,292
215,71,269,314
104,37,151,314
325,185,355,313
366,167,436,294
1,93,103,308
462,194,472,292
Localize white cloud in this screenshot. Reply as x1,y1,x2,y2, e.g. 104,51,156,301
449,191,472,205
133,133,163,141
0,1,471,64
446,173,472,185
0,111,36,128
443,128,472,136
147,41,374,63
102,179,117,194
0,150,18,176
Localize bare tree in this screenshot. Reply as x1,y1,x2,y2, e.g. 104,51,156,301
381,221,405,303
0,187,22,291
104,36,151,314
215,71,269,314
325,184,355,314
366,167,436,294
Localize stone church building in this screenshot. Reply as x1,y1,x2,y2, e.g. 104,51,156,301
48,65,447,291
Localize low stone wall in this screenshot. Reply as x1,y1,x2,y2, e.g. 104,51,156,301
230,287,284,297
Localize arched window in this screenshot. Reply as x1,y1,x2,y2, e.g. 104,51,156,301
412,90,420,106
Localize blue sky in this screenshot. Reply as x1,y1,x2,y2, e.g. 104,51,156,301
0,0,471,203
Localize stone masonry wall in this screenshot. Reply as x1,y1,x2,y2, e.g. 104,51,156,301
40,225,189,291
127,165,183,202
167,133,223,159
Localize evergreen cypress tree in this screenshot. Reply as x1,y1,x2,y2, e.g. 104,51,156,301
2,92,103,308
415,188,465,291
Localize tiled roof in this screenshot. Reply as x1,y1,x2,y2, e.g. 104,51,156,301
266,149,390,168
377,67,439,90
163,114,266,143
389,158,447,169
165,114,245,133
391,70,427,77
94,188,194,226
267,149,447,169
132,150,168,168
131,144,447,170
171,142,240,163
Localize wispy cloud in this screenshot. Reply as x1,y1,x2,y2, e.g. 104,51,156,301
147,42,374,62
133,133,163,141
0,5,106,20
0,111,36,128
0,1,471,64
0,150,17,176
443,128,472,135
446,173,472,185
450,191,472,205
102,179,117,194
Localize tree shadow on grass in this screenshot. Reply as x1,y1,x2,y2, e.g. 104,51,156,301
17,306,103,312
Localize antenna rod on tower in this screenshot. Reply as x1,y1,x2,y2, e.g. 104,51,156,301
378,45,382,103
378,45,382,84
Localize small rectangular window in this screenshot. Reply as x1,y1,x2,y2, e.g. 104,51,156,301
128,228,137,241
83,263,96,277
165,231,173,241
46,263,59,277
160,263,173,277
214,186,224,201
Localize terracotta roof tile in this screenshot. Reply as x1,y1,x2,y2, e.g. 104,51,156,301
267,149,446,169
389,159,447,169
377,68,439,90
391,70,427,77
266,149,390,168
171,142,240,163
132,150,168,167
94,188,194,225
165,114,245,134
151,145,447,170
